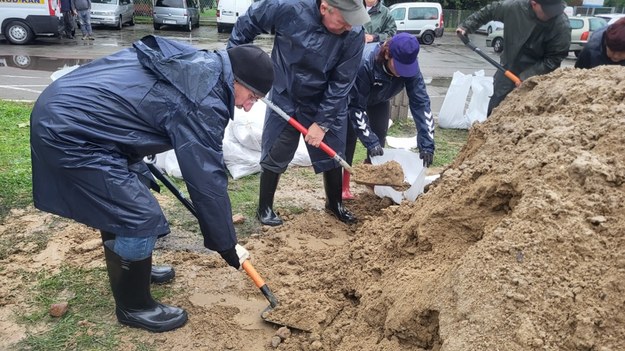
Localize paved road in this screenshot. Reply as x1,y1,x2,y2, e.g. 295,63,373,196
0,24,577,115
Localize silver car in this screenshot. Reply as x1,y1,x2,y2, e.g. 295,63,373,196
90,0,135,30
153,0,200,32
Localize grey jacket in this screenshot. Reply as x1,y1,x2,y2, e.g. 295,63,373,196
73,0,91,11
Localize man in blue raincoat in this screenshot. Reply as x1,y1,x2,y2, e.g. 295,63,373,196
343,33,435,199
228,0,370,226
30,36,274,333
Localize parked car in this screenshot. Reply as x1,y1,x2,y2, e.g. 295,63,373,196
0,0,62,44
594,13,625,25
486,28,504,53
0,54,91,71
216,0,254,33
569,15,608,57
485,16,609,57
153,0,200,32
90,0,135,30
388,2,444,45
476,20,503,35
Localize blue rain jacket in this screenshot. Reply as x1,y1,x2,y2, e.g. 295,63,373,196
228,0,364,172
30,35,238,253
348,43,435,153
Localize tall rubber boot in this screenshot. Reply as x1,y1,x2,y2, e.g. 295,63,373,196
342,170,355,200
101,231,175,284
103,241,188,332
256,169,283,226
324,168,357,224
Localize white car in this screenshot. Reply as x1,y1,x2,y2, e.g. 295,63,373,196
594,13,625,25
476,20,503,35
90,0,135,30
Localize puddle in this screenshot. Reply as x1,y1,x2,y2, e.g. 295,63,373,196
0,55,92,72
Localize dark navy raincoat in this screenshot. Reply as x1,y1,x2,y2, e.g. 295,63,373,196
228,0,364,172
348,43,435,153
30,36,238,253
575,26,625,69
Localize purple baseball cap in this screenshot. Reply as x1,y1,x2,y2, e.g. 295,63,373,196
389,33,420,77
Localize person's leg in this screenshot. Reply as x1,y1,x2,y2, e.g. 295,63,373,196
62,12,74,38
77,11,88,39
343,122,357,200
101,231,175,284
367,100,391,148
324,167,357,224
103,236,187,332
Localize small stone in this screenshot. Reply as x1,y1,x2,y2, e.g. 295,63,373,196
275,326,291,340
270,335,282,348
589,216,607,225
75,238,102,253
232,214,246,224
49,302,69,317
310,340,323,350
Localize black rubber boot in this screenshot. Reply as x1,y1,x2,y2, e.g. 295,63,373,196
103,241,188,332
256,169,283,226
100,231,175,284
323,168,357,224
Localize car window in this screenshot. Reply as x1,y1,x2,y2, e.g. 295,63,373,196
589,18,607,31
391,8,406,21
408,7,438,20
185,0,195,8
568,18,583,29
155,0,184,7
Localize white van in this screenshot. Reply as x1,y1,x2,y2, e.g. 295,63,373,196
389,2,444,45
216,0,254,33
0,0,62,44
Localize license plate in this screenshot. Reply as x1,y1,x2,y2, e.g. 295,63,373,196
163,20,176,24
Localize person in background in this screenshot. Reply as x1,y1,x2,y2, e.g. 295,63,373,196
73,0,94,40
343,33,435,199
575,17,625,69
59,0,76,39
363,0,396,43
228,0,369,226
30,36,273,333
457,0,570,116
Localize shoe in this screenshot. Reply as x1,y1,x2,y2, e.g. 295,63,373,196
342,170,354,200
324,168,357,224
88,36,95,40
100,231,175,284
103,241,187,332
256,169,283,226
82,36,87,40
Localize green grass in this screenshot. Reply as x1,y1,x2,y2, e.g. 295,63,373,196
0,101,33,219
15,266,166,351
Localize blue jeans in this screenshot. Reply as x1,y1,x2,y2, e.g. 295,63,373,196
113,235,157,261
77,10,92,36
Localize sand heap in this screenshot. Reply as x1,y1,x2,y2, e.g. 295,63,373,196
268,66,625,350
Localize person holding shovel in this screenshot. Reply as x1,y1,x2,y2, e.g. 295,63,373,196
456,0,570,116
30,36,274,333
575,17,625,69
343,33,435,199
228,0,370,226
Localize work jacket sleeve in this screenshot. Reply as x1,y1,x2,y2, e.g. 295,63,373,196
374,6,397,43
518,18,570,80
348,69,381,149
316,32,365,130
405,72,435,154
460,2,503,33
227,0,280,48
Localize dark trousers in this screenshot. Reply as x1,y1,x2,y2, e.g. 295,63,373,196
61,11,75,37
259,121,302,174
345,100,391,165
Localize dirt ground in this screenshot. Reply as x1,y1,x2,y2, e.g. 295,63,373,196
1,65,625,350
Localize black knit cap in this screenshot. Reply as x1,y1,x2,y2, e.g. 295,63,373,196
227,44,274,97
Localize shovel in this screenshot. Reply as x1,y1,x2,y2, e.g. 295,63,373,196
457,32,522,85
145,162,309,330
261,98,407,188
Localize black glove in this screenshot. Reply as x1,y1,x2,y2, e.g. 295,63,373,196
218,244,250,270
368,144,384,157
419,151,433,168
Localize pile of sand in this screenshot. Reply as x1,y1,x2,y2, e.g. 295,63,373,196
265,66,625,350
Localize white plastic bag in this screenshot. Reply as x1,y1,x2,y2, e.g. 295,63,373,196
372,148,426,204
465,71,493,125
438,71,472,129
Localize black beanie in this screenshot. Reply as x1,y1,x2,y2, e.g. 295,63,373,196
227,44,274,97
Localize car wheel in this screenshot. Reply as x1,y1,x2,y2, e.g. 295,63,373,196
5,20,34,45
217,24,224,33
129,15,135,26
493,38,503,53
116,16,123,30
12,55,32,68
574,50,580,58
154,23,161,30
186,20,192,32
420,31,435,45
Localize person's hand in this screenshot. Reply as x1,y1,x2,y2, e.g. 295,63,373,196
219,244,250,270
368,144,384,157
305,123,326,148
455,27,467,36
364,34,375,43
420,151,433,168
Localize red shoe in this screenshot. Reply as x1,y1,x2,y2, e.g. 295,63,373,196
342,170,355,200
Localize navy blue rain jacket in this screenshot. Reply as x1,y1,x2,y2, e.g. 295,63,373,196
227,0,364,172
575,26,625,69
30,36,238,253
348,43,435,153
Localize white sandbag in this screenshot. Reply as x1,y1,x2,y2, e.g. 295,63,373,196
438,71,472,129
50,65,81,81
372,148,426,204
465,70,493,125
